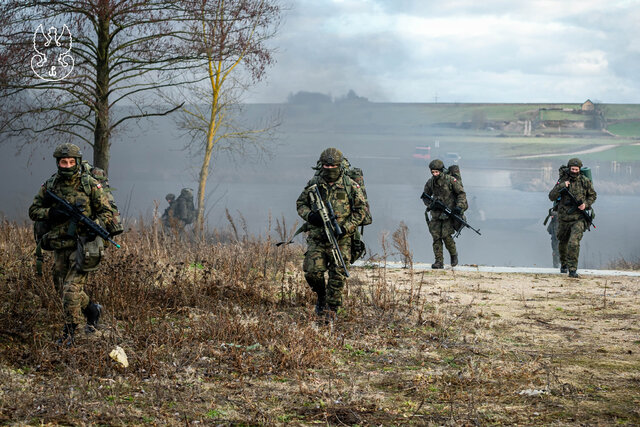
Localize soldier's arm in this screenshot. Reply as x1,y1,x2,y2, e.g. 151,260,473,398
342,183,366,234
548,181,564,201
28,185,51,222
296,185,313,222
423,179,433,196
90,182,118,232
451,178,468,211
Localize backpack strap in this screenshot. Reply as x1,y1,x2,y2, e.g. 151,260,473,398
80,172,94,196
341,173,356,206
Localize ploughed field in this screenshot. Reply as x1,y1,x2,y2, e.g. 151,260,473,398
1,222,638,425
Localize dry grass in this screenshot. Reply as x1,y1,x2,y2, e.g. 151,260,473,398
607,256,640,270
1,219,639,425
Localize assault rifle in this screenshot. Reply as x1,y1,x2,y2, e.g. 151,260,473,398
46,189,121,248
559,187,595,230
420,192,481,238
308,184,349,277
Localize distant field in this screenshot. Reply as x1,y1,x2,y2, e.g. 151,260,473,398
580,143,640,162
601,104,640,120
254,102,640,161
607,121,640,137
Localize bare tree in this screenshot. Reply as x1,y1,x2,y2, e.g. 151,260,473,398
0,0,201,173
170,0,282,232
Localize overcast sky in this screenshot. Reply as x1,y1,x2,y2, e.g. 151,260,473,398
247,0,640,103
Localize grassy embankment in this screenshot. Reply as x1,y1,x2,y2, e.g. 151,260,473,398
1,220,639,425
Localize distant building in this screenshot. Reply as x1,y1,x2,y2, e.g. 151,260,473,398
581,99,595,112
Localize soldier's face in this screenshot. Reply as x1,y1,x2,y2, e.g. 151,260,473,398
431,170,440,177
58,157,76,168
322,164,338,170
569,166,580,174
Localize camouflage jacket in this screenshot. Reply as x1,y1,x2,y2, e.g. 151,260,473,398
296,172,367,241
29,170,118,249
548,174,596,222
423,174,468,220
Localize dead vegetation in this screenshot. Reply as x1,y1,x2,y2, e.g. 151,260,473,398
1,219,639,425
607,256,640,270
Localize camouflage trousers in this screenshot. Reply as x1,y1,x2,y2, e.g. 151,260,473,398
427,215,457,263
303,235,352,308
53,248,90,325
556,219,585,271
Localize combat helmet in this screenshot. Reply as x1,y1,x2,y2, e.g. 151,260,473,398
166,193,176,202
567,158,583,168
53,143,82,161
429,159,444,171
319,148,343,166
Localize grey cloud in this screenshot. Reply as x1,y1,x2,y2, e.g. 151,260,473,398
247,0,640,103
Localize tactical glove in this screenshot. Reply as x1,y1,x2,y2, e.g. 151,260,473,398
48,207,70,224
308,211,323,227
106,220,124,236
452,207,463,216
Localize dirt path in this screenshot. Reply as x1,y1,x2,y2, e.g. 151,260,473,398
359,267,639,340
346,267,640,423
353,267,640,359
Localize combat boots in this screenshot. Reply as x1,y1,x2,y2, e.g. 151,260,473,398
315,293,327,316
560,265,568,274
568,270,580,278
450,254,458,267
57,323,77,346
431,261,444,269
82,302,102,328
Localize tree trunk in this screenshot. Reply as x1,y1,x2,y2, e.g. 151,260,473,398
93,13,111,173
196,139,215,234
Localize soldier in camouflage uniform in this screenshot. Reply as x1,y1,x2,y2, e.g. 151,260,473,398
162,189,195,233
297,148,367,315
29,143,122,344
548,158,596,278
422,159,468,269
161,193,176,229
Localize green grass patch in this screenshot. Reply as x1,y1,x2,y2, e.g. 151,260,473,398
607,121,640,137
580,144,640,162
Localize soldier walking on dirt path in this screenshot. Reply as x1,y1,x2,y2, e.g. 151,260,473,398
548,158,597,278
422,159,468,269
